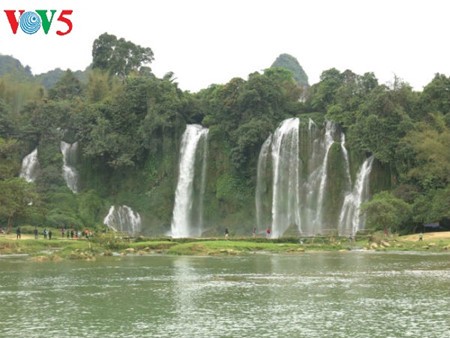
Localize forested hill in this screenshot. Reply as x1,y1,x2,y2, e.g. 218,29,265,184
0,33,449,236
271,53,309,88
0,54,87,89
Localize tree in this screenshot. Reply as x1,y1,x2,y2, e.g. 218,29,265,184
307,68,343,112
85,69,122,103
348,83,414,163
0,135,42,230
92,33,154,78
0,178,40,231
410,186,450,226
0,100,16,139
403,113,450,190
418,73,450,118
48,70,83,100
362,191,412,233
326,71,379,128
0,137,20,180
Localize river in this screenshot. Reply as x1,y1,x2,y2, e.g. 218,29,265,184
1,252,449,337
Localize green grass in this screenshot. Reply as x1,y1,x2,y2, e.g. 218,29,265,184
0,237,102,258
1,234,449,260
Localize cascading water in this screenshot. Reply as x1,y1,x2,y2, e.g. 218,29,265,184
20,148,39,182
255,134,273,235
60,141,79,193
340,133,352,188
338,156,374,237
270,118,301,238
103,205,142,236
298,121,342,235
313,121,336,230
256,118,370,238
171,124,209,238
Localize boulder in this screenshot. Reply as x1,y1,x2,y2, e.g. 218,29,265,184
380,240,391,248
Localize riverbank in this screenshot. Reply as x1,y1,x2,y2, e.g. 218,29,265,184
1,232,449,260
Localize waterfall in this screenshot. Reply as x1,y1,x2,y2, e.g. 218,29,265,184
60,141,79,193
301,121,338,235
271,118,301,238
171,124,209,238
340,133,352,188
103,205,142,236
256,134,273,234
256,119,366,238
20,148,39,182
313,121,336,230
338,156,374,237
308,118,316,131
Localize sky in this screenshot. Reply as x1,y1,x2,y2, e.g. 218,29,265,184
1,0,449,92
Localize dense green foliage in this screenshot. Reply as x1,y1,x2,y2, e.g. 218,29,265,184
92,33,154,78
0,34,449,236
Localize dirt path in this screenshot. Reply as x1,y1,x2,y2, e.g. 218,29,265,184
1,234,35,240
401,231,450,242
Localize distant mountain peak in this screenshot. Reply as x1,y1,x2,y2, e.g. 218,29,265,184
271,53,309,87
0,54,33,80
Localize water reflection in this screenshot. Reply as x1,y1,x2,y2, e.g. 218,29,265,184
171,257,200,329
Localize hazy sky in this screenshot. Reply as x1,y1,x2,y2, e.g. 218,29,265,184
1,0,449,92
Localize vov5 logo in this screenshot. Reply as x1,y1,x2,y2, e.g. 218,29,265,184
4,10,73,36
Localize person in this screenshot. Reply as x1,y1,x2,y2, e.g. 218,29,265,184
43,228,47,239
16,227,21,239
225,228,229,239
48,229,52,240
266,227,271,238
34,227,38,239
419,232,423,241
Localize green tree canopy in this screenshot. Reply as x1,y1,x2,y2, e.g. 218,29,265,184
48,70,83,101
362,191,412,233
403,112,450,190
92,33,154,78
0,136,41,230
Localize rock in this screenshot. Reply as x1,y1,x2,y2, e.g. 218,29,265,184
380,240,390,247
31,255,49,262
370,243,379,249
124,248,135,254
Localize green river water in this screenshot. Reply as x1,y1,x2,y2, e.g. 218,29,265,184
0,252,449,337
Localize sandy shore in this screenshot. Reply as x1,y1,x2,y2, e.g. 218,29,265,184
400,231,450,242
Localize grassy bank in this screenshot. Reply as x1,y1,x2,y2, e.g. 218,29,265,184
1,232,450,261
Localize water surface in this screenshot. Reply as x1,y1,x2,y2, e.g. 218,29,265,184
1,252,449,337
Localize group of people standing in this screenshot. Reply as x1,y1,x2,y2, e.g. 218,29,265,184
223,227,272,238
14,227,93,240
32,228,52,239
